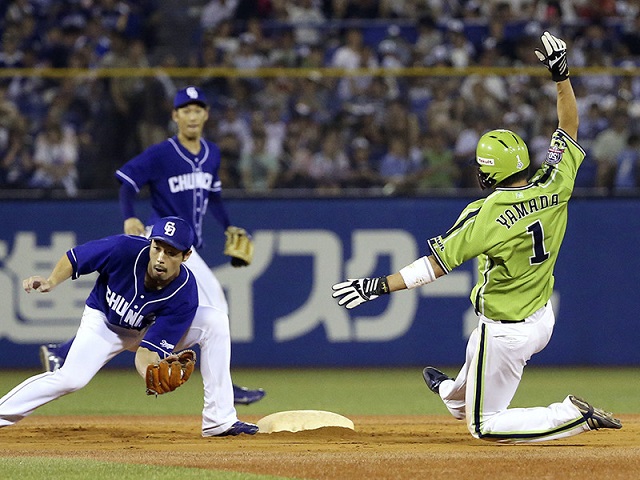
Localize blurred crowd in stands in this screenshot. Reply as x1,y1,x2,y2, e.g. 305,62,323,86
1,0,640,197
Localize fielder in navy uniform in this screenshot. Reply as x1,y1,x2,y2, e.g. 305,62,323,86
39,87,263,436
40,86,264,407
0,217,256,435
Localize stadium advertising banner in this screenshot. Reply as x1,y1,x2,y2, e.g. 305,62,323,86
0,198,638,368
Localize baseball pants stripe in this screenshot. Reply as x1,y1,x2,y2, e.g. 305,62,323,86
466,307,590,443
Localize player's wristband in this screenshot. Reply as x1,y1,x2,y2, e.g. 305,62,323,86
375,276,390,295
399,256,436,289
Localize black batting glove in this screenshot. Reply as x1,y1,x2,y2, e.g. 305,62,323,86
535,31,569,82
332,276,390,310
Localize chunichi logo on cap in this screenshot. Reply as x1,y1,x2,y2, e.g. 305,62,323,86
186,87,199,99
163,221,177,236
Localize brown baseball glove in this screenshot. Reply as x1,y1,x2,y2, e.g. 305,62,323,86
224,226,254,267
145,349,196,396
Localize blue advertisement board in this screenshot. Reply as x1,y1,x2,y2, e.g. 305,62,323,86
0,197,638,368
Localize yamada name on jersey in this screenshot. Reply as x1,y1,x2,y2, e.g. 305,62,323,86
168,171,214,193
495,193,559,230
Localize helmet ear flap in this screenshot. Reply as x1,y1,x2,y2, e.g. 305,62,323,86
477,168,496,190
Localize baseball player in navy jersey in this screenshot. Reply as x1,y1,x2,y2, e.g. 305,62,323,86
38,87,262,436
332,32,622,442
0,217,223,430
117,85,264,415
39,86,264,407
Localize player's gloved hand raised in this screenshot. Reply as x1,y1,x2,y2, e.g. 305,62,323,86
332,276,390,309
535,31,569,82
224,226,254,267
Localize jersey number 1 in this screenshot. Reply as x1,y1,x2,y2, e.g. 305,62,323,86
527,220,550,265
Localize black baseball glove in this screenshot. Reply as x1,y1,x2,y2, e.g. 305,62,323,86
535,31,569,82
332,277,390,309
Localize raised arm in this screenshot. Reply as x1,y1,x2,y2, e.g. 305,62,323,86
534,31,579,140
556,79,578,140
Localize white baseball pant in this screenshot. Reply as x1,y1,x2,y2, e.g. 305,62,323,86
178,248,238,435
0,306,149,426
437,301,590,443
0,249,239,436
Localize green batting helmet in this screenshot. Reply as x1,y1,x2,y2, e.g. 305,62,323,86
476,129,530,189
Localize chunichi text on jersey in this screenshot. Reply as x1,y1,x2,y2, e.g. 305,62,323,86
105,285,144,328
168,171,214,193
495,193,560,230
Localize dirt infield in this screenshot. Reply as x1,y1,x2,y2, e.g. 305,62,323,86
1,414,638,479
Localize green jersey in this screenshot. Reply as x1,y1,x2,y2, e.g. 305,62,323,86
428,129,585,320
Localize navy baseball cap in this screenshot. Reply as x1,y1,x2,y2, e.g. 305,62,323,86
174,86,208,109
149,217,195,251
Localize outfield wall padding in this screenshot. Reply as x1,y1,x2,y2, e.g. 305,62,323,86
0,197,637,367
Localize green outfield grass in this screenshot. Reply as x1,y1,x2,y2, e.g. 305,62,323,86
0,367,637,480
0,457,287,480
0,366,636,417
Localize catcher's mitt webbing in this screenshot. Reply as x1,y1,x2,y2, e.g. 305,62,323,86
224,226,254,266
145,349,196,396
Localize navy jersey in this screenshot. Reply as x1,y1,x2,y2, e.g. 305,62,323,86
66,234,198,356
115,137,222,248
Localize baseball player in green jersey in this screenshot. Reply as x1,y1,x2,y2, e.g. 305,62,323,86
332,32,622,443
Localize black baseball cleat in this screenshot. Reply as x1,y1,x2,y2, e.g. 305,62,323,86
422,366,452,395
569,395,622,430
